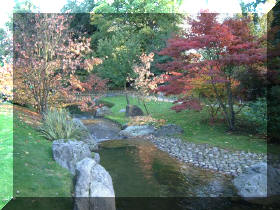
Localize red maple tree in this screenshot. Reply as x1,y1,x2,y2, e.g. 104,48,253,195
156,13,266,130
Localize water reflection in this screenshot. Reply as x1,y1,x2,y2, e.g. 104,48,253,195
99,139,237,198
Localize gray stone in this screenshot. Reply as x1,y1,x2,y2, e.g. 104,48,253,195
52,140,92,175
86,119,122,142
96,106,112,117
125,105,144,117
73,114,94,120
154,124,183,137
94,153,100,164
119,125,155,137
75,158,97,204
74,158,116,210
232,162,280,200
72,118,98,151
83,135,99,151
73,118,88,130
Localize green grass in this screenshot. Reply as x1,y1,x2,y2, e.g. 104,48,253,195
13,110,74,198
0,103,13,209
101,95,279,154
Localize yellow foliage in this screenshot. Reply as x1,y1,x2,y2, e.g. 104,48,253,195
127,115,166,127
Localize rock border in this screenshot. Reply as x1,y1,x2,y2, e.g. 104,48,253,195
52,139,116,210
144,135,280,177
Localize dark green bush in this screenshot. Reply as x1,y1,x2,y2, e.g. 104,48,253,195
66,104,84,114
237,98,267,135
66,100,114,115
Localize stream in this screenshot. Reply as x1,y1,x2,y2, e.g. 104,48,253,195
83,118,266,210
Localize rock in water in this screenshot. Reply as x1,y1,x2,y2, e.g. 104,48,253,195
86,119,122,142
95,106,112,117
125,105,144,117
119,125,155,137
84,135,99,151
73,118,88,130
233,162,267,198
72,118,98,151
52,140,92,175
94,153,100,164
154,124,184,137
74,158,116,210
233,162,280,203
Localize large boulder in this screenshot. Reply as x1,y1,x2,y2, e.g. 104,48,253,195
95,106,112,117
233,162,280,202
233,162,267,198
74,158,116,210
84,136,99,152
73,118,88,130
119,125,155,137
87,119,123,142
73,118,98,151
93,153,100,164
52,140,92,175
154,124,184,137
125,105,144,117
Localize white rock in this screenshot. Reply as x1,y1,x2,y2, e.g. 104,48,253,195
119,125,155,137
52,140,92,175
74,158,116,210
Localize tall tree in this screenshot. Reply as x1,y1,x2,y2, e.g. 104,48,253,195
90,13,182,89
0,28,12,65
156,13,265,130
267,1,280,142
13,0,39,13
92,0,183,13
61,0,96,12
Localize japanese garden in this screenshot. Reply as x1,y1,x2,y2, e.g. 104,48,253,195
0,0,280,209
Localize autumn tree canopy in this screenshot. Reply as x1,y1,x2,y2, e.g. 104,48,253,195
156,13,266,130
14,13,106,113
0,62,12,102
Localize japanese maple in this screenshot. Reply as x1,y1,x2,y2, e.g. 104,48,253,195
156,13,265,130
128,52,168,114
127,52,155,114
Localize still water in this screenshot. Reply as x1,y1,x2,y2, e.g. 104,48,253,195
98,139,266,210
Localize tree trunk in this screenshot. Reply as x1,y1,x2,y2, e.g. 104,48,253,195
143,100,150,115
210,78,233,130
226,81,235,131
125,93,130,105
124,82,130,105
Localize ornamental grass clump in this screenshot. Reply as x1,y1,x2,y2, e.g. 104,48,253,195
39,108,88,141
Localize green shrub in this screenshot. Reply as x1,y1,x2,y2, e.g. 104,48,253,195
238,98,267,135
66,100,114,115
66,104,84,115
39,108,88,141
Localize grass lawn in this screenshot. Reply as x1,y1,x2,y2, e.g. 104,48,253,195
13,106,74,198
0,103,13,209
101,95,279,154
